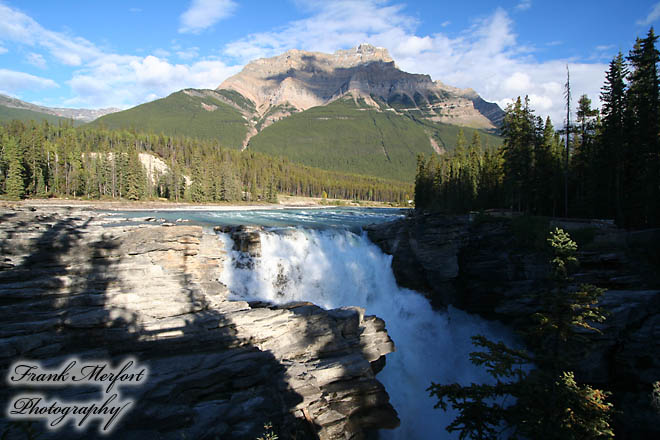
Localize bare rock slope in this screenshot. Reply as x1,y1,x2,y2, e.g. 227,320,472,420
219,44,503,131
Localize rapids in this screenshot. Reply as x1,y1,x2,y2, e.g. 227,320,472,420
218,226,512,439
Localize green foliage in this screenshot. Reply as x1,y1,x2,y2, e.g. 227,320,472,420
429,229,613,439
0,119,411,204
0,104,78,126
501,97,536,212
414,131,503,213
414,28,660,228
652,381,660,415
91,90,249,148
2,136,25,199
547,227,579,279
249,97,500,182
256,422,278,440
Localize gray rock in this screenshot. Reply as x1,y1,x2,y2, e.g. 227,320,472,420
0,207,398,440
366,212,660,438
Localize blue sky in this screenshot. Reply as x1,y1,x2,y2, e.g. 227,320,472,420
1,0,659,124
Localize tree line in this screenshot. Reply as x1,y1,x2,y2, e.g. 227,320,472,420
416,28,660,228
0,121,413,204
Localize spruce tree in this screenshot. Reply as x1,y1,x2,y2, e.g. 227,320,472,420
626,28,660,227
572,95,600,217
4,136,25,200
598,52,628,222
501,97,536,212
429,228,613,440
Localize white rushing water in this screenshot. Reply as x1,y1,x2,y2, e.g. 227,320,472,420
219,227,512,439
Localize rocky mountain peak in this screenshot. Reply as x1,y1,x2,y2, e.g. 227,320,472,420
333,43,393,65
218,44,503,131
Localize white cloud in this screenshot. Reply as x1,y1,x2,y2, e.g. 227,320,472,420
637,2,660,26
179,0,237,34
515,0,532,11
68,54,241,108
153,49,171,58
176,47,200,60
441,21,450,28
0,45,7,54
0,3,241,108
224,0,415,63
26,52,46,68
0,3,99,66
504,72,532,93
395,36,433,57
0,68,58,94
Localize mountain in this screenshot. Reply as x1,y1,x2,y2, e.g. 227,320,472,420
93,44,504,182
247,95,500,182
219,44,504,136
0,104,73,125
0,93,119,123
91,89,251,147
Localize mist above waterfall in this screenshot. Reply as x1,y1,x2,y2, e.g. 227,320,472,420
219,227,512,439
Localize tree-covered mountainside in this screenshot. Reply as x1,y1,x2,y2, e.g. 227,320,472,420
90,89,250,149
0,104,78,126
0,119,412,204
248,97,501,182
90,89,501,183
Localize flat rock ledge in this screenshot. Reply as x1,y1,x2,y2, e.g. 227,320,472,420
0,207,398,439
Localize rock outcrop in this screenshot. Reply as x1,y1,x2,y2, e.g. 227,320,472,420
0,207,398,439
366,213,660,438
218,44,503,130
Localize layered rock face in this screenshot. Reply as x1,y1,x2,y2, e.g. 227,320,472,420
0,207,397,439
366,214,660,438
218,44,502,129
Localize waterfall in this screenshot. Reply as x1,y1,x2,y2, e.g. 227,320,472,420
219,227,512,439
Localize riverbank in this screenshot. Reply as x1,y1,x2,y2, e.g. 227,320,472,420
0,195,405,212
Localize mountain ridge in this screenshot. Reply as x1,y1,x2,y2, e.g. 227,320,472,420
0,93,119,123
218,43,503,138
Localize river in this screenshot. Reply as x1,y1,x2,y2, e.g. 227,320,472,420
109,207,512,439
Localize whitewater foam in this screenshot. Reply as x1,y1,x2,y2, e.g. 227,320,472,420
219,227,512,439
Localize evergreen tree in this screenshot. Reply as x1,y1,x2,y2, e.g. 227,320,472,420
598,52,628,222
429,229,613,440
123,150,146,200
190,160,206,203
477,146,504,209
414,154,432,209
572,95,600,217
3,136,25,200
533,117,563,215
501,97,536,212
625,28,660,227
